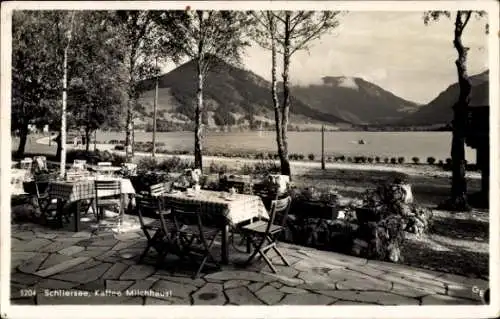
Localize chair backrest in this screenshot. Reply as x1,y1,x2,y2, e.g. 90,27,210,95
150,182,170,197
20,158,33,170
267,196,292,230
73,160,87,170
33,156,47,171
97,162,112,166
135,194,161,229
94,180,121,199
166,199,209,232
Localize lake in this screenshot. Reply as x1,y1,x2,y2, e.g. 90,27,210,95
96,131,477,163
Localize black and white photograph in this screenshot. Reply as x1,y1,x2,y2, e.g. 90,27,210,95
1,1,498,318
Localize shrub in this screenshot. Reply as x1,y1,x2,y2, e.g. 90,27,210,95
445,158,452,165
208,162,228,174
298,154,305,161
137,157,158,171
157,157,193,173
327,156,333,162
361,156,367,163
308,153,315,161
427,157,436,165
241,161,280,176
367,157,374,163
438,160,444,166
411,157,420,164
114,145,125,151
338,155,346,162
390,157,397,164
397,157,405,164
383,157,389,164
375,156,381,163
347,157,353,163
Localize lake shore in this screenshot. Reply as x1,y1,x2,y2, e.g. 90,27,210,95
35,135,481,180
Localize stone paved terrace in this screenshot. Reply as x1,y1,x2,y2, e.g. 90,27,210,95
10,221,488,306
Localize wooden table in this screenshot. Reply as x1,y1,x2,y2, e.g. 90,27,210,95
162,189,268,264
48,177,135,232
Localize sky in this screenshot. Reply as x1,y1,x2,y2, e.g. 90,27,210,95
162,11,489,105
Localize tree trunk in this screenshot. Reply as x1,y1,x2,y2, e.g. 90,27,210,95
280,12,292,177
56,132,62,160
16,122,29,158
152,57,159,158
125,99,133,162
85,126,91,153
449,11,471,210
194,56,204,170
270,13,284,172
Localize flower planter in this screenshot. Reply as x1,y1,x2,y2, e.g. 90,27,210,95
292,200,339,220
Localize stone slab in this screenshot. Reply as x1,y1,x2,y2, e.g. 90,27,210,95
193,282,226,305
119,265,155,281
255,285,284,305
50,262,111,284
225,287,263,305
278,293,334,305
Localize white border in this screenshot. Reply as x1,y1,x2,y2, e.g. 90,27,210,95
1,1,499,319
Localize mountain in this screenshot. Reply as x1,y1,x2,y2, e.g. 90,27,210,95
136,58,350,131
291,76,421,125
399,70,489,126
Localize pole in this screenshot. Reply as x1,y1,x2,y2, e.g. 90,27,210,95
152,56,158,158
60,12,76,178
321,124,325,170
94,130,97,151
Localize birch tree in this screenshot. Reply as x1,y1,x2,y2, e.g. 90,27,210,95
423,11,488,211
154,10,251,170
251,11,342,177
115,11,157,162
12,11,65,157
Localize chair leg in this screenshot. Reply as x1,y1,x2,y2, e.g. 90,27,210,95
139,244,152,263
260,250,278,273
272,245,290,266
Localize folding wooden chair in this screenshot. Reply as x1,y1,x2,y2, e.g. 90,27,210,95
149,182,171,197
240,196,292,273
136,194,181,266
94,180,122,223
168,200,221,279
20,158,33,170
24,181,59,224
73,159,87,170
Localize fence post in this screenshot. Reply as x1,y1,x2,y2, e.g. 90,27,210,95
321,125,325,170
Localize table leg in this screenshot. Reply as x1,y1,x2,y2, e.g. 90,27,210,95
57,201,64,228
221,224,229,265
74,200,81,232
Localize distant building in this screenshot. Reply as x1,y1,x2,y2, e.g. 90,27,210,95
465,84,489,202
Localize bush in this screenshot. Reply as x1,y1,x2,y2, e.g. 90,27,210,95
298,154,305,161
445,158,452,165
208,162,228,174
411,157,420,164
383,157,389,164
397,157,405,164
137,157,158,171
308,153,315,161
375,156,381,163
114,145,125,151
241,161,280,176
367,157,374,163
158,157,193,173
427,157,436,165
347,157,353,163
438,160,444,166
390,157,397,164
338,155,346,162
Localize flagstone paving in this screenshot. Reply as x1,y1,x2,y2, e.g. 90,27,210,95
9,221,489,306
